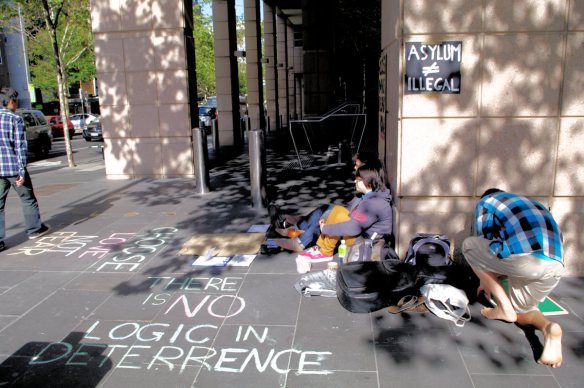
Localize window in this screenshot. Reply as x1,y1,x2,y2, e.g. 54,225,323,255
22,113,37,127
32,111,47,125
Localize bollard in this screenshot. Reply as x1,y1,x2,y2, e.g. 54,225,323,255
248,129,267,210
193,127,210,195
211,118,220,157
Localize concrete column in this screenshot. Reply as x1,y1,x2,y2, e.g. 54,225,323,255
213,0,242,149
90,0,197,178
294,45,304,118
287,24,296,120
263,3,278,131
244,0,264,131
302,0,335,114
276,12,288,128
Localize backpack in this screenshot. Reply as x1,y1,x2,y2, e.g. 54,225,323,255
403,233,453,267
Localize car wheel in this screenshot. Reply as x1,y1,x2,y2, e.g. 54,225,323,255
36,140,51,157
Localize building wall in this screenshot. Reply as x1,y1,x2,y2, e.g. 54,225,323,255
90,0,197,179
0,32,10,87
382,0,584,275
1,25,32,108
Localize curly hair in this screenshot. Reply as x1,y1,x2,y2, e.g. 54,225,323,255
0,87,19,107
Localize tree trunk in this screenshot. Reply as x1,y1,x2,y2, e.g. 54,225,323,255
43,0,75,167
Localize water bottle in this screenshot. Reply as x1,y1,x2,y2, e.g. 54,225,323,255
360,239,373,262
338,239,347,260
361,239,373,261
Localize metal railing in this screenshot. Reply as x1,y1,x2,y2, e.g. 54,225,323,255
288,102,367,169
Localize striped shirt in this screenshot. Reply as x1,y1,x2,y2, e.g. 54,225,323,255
475,191,564,264
0,107,27,177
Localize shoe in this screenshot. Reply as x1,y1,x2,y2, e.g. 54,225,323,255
298,246,333,262
0,241,4,252
387,295,428,314
28,224,50,240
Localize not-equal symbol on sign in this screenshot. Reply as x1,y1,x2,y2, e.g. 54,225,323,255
422,62,440,76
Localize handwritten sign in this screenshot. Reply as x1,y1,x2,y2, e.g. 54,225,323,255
9,228,335,379
404,41,462,94
29,274,334,376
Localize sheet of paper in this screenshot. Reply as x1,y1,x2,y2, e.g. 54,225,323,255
228,254,256,267
247,224,270,233
192,255,232,267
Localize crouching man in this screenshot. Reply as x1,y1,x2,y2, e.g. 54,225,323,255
463,188,564,368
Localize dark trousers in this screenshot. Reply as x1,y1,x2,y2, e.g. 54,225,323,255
0,171,42,241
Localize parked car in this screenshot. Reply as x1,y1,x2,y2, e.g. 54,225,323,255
15,109,53,157
83,119,103,142
205,96,217,107
45,115,75,139
70,113,99,130
198,106,216,133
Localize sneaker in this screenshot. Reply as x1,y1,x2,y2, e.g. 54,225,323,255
0,241,4,252
28,224,50,240
298,246,333,262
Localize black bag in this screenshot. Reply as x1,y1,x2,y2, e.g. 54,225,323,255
403,233,453,267
336,248,418,313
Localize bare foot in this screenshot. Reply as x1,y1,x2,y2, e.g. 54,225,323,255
275,228,289,237
275,238,303,253
538,323,563,368
480,307,517,322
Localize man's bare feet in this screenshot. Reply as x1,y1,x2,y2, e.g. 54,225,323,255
480,307,517,322
538,322,563,368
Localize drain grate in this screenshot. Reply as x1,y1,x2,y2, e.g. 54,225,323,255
34,183,79,196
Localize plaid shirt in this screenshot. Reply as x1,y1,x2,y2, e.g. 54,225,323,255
0,107,27,177
475,191,564,264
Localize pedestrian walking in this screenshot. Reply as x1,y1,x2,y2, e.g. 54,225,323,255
0,87,50,251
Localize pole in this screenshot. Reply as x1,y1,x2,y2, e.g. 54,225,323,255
249,129,267,209
211,118,220,158
193,127,210,195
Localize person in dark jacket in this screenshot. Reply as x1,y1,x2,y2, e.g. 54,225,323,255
295,164,393,272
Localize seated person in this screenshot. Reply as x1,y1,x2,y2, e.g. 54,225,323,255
271,152,387,253
294,164,393,273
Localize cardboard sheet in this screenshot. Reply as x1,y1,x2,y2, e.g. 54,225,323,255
179,233,265,256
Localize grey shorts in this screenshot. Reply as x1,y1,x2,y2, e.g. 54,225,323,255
462,236,565,313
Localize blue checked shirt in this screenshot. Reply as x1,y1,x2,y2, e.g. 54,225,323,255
475,192,564,264
0,107,27,178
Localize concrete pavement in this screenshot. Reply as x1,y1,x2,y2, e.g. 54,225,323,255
0,137,583,387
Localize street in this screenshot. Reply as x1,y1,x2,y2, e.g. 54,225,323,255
28,136,105,170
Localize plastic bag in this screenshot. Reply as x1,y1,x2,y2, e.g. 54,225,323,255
420,283,471,327
293,269,337,297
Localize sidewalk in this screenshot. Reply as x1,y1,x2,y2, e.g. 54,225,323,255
0,140,583,387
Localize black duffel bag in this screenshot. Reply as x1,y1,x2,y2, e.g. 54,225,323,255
336,247,479,313
336,246,418,313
